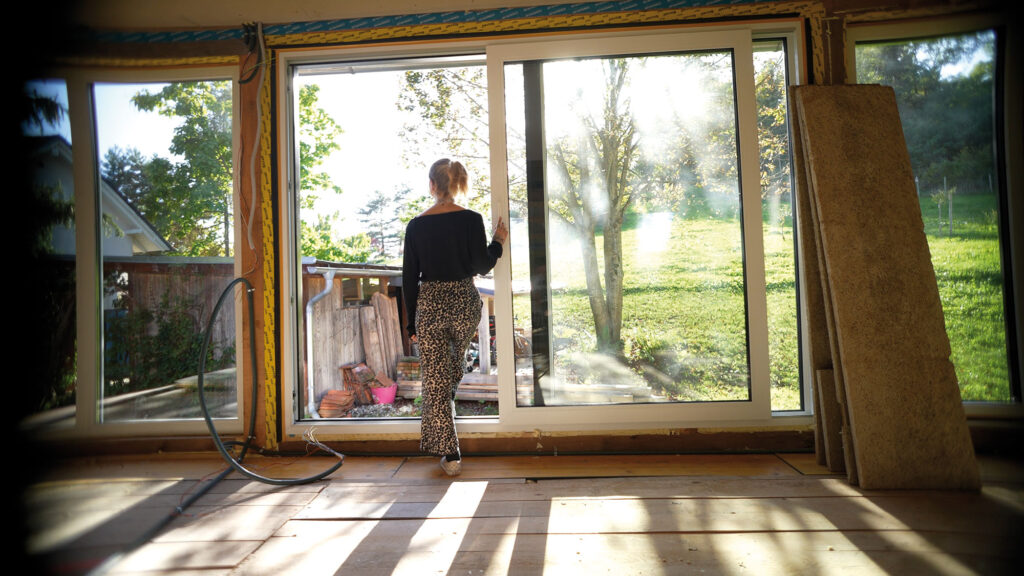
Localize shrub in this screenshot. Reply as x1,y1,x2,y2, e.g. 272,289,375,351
104,291,234,396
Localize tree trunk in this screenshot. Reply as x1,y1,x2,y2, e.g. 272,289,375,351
602,222,624,351
222,201,230,257
578,221,611,348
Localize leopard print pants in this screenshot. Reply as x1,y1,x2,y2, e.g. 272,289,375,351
415,277,482,456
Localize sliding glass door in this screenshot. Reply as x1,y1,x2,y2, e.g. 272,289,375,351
489,30,773,424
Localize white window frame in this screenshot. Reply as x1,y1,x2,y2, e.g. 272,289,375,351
847,14,1024,419
34,66,244,439
277,22,810,442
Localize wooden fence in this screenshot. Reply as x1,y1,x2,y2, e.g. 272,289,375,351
104,256,236,353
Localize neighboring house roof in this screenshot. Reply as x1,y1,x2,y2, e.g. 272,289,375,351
31,136,173,255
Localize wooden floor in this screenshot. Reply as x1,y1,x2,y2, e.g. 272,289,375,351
22,452,1024,575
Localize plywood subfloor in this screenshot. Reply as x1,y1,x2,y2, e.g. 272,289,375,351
24,453,1024,576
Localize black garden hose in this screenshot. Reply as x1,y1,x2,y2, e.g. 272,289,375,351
88,279,344,575
198,276,344,485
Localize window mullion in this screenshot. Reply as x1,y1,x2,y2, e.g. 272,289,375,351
67,75,101,433
522,60,552,407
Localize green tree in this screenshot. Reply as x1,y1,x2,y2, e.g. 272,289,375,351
113,81,345,260
24,88,67,137
22,88,77,411
300,213,374,263
628,53,740,220
855,32,994,192
754,50,791,204
398,66,491,213
294,83,376,263
102,146,219,255
358,189,408,262
299,84,342,209
133,81,234,256
547,58,640,352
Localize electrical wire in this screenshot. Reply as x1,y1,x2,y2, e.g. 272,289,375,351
246,22,265,260
236,21,265,279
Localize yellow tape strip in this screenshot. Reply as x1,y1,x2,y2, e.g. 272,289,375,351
259,59,279,451
55,55,239,68
845,2,993,23
809,14,825,85
268,2,823,47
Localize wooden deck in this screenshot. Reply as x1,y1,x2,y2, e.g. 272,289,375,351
23,452,1024,575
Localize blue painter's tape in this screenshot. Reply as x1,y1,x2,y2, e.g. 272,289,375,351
91,0,755,44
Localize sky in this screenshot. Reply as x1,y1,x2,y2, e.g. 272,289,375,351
92,83,181,161
296,70,435,229
22,79,72,142
23,79,182,162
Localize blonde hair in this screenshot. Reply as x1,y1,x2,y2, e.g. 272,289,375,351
429,158,468,202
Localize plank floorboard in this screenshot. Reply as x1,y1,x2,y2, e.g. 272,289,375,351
26,453,1023,576
44,453,395,482
152,504,306,542
297,492,1022,536
777,452,834,475
107,540,262,573
298,476,868,520
394,453,799,480
246,518,1017,576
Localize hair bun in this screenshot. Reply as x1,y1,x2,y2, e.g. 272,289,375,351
429,158,469,200
448,161,468,195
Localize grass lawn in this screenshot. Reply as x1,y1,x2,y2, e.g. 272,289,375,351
509,191,1012,409
512,207,802,408
920,192,1011,401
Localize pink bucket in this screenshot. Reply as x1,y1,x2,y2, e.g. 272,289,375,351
372,384,398,404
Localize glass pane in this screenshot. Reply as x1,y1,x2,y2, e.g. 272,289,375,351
504,64,534,406
22,79,77,430
856,30,1012,402
295,59,496,420
509,52,751,406
94,80,238,421
754,41,802,411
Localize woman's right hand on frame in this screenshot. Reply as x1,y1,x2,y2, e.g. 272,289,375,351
492,217,509,244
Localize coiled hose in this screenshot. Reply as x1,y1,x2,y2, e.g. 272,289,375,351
88,278,344,575
198,276,344,485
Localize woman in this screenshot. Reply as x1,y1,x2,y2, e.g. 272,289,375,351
402,158,508,476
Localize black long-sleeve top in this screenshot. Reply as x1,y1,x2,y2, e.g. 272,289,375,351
402,209,503,336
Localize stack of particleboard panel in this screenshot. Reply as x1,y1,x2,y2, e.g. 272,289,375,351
790,96,848,477
792,84,979,490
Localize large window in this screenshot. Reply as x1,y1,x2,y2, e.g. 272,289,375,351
94,80,238,421
851,24,1019,404
22,69,243,436
282,27,803,432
